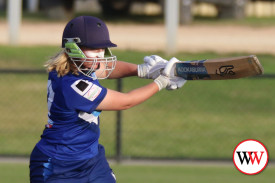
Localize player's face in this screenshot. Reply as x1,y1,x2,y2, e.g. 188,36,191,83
81,48,105,69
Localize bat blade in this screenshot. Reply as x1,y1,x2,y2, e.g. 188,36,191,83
175,55,264,80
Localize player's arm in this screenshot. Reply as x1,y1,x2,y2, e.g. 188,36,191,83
108,60,138,79
96,55,167,79
97,58,186,111
96,82,159,111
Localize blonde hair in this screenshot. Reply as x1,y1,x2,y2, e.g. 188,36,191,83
44,49,79,77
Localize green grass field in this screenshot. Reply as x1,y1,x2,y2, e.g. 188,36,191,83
0,46,274,160
1,162,274,183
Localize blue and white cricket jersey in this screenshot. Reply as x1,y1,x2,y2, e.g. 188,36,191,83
36,71,107,161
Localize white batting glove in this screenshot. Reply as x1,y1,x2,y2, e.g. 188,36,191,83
138,55,167,79
163,57,187,90
154,75,169,91
166,77,186,90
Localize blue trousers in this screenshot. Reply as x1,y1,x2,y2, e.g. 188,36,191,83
29,145,116,183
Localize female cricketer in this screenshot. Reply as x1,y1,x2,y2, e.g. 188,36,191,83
29,16,186,183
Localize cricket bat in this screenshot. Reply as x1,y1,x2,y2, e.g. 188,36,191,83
174,55,263,80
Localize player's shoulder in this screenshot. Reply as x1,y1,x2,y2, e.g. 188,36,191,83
48,71,88,89
61,73,103,95
62,73,97,87
48,70,58,79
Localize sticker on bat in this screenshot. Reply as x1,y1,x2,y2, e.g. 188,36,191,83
176,60,210,80
216,65,235,76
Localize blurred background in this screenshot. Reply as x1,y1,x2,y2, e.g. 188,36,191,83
1,0,275,182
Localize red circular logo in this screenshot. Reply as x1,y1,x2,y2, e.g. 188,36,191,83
233,139,268,175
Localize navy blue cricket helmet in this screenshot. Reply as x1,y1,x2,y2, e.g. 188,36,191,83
62,16,117,48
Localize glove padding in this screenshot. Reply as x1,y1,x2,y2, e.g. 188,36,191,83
163,57,187,90
138,55,167,79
